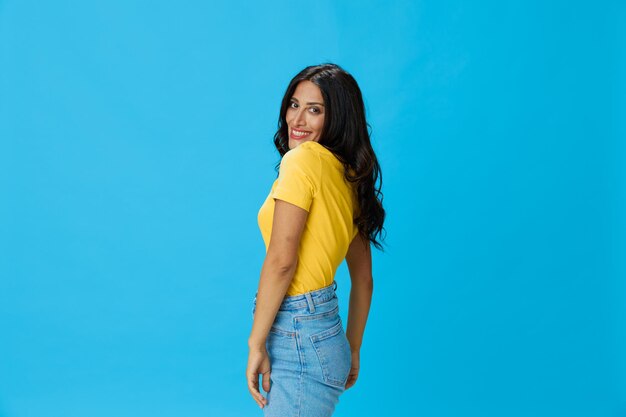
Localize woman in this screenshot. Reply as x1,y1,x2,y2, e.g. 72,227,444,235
247,63,386,416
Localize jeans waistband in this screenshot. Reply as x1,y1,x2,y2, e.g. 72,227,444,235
279,281,338,312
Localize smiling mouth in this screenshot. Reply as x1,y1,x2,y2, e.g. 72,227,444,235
290,128,312,140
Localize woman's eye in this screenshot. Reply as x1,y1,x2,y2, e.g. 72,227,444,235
288,102,320,114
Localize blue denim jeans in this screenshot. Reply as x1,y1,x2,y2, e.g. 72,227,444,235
252,281,351,417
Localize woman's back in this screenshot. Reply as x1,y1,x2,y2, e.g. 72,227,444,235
258,140,359,296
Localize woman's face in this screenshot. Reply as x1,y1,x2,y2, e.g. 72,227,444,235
286,80,326,150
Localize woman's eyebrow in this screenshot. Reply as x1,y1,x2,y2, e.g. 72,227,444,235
290,97,325,106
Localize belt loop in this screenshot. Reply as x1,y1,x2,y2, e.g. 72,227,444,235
304,292,315,313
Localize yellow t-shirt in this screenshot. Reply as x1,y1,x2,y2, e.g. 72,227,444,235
258,140,359,296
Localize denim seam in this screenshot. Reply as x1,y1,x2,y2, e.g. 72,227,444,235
293,305,339,322
279,294,335,311
279,284,337,310
310,320,342,343
295,322,304,417
269,326,296,338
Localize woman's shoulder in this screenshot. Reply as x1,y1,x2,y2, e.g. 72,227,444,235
297,141,344,169
278,142,323,181
281,141,349,186
287,140,324,157
297,140,329,155
282,141,321,166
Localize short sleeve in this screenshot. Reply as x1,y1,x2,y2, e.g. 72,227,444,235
271,145,320,212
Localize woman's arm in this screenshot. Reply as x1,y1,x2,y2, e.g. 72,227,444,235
246,199,308,408
344,232,374,389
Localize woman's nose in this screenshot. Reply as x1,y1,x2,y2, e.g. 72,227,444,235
293,109,306,126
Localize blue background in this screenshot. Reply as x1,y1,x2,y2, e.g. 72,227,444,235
1,1,624,416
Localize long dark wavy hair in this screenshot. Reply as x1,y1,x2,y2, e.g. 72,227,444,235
273,63,386,251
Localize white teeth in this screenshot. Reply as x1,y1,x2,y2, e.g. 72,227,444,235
292,129,310,137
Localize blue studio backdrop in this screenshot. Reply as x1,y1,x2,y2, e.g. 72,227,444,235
1,1,624,416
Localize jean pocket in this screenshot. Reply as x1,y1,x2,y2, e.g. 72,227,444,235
309,319,352,388
269,325,295,338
